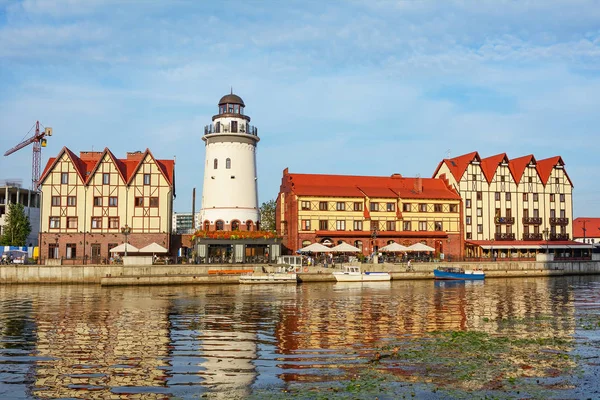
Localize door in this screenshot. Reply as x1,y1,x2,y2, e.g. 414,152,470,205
91,244,101,264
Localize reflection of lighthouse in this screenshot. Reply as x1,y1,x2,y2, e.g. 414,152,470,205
200,92,260,231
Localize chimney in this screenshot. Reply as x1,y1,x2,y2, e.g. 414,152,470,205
79,151,102,161
414,175,423,194
127,151,144,161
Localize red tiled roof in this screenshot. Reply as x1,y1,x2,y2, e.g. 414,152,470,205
432,151,479,182
284,172,461,200
480,153,508,183
508,154,536,184
573,218,600,238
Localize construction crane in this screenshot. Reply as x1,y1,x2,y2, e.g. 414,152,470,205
4,121,53,191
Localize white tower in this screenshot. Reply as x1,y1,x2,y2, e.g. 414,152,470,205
199,93,260,231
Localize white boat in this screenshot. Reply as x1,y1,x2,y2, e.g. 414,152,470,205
333,265,391,282
239,273,298,284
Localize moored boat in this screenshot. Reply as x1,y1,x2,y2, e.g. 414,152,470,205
333,265,391,282
239,273,298,284
433,266,485,280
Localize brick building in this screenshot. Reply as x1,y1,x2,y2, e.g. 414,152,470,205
38,147,175,263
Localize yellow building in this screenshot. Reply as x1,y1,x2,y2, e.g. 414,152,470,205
39,147,175,263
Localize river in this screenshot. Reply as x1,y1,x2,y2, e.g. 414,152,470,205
0,276,599,399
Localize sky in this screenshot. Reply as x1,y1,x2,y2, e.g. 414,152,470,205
1,0,599,217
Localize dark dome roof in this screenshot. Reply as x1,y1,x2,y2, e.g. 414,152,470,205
218,93,245,107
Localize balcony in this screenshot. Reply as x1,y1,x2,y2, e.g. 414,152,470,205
549,217,569,226
204,123,258,136
550,233,570,240
522,233,542,241
494,216,515,224
494,233,515,241
522,217,542,225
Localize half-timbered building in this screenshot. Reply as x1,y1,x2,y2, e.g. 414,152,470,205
39,147,175,263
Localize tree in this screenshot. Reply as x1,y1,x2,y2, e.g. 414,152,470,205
0,203,32,246
259,199,276,232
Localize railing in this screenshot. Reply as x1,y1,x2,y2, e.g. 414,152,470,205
522,233,542,241
204,124,258,136
550,233,570,240
494,233,515,240
494,216,515,224
549,217,569,226
522,217,542,225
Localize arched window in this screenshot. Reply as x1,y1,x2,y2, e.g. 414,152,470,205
215,220,224,231
387,240,395,244
226,158,231,169
215,121,221,133
246,220,253,231
204,220,210,231
231,220,240,231
302,240,312,247
214,158,218,169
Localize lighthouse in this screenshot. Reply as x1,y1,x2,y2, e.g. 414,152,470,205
199,93,260,231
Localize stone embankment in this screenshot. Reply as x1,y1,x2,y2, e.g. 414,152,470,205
0,260,599,286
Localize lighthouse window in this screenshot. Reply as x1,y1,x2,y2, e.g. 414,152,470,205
215,122,221,133
215,220,224,231
226,158,231,169
228,105,234,113
234,105,239,113
231,121,238,133
214,159,218,169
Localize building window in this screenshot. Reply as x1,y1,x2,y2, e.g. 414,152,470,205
108,197,118,207
477,208,482,217
66,243,76,259
449,204,457,213
501,176,505,182
135,197,144,207
93,197,102,207
301,201,310,210
336,202,345,211
434,221,443,231
49,217,60,229
418,221,427,231
466,216,471,225
555,177,559,184
403,203,411,212
215,220,224,231
103,173,110,185
386,203,395,212
403,221,411,231
370,220,378,231
319,220,328,230
108,217,119,229
466,232,472,239
370,202,379,212
434,204,442,212
476,192,482,201
472,174,477,181
213,159,218,170
560,194,565,202
495,192,500,201
353,202,363,211
302,220,311,230
67,196,76,206
419,203,427,212
319,202,328,211
48,243,59,259
533,193,539,202
51,196,60,206
466,199,471,208
386,221,396,231
231,220,240,231
226,158,231,169
477,224,483,233
353,220,363,230
61,172,68,184
505,192,511,201
144,173,151,185
231,121,238,132
67,217,77,229
523,193,528,201
550,193,555,202
91,217,102,229
149,197,159,207
336,220,346,230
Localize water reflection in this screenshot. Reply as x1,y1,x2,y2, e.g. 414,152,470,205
0,276,594,398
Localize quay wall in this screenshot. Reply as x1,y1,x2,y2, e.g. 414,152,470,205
1,261,599,285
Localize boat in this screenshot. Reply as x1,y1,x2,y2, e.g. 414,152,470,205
239,273,298,284
433,266,485,280
333,265,391,282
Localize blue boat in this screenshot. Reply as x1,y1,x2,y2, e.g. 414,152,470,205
433,266,485,280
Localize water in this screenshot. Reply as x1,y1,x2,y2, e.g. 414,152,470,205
0,276,598,399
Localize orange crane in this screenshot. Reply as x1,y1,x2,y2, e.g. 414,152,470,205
4,121,53,191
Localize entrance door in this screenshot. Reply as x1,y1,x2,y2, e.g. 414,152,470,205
91,244,101,264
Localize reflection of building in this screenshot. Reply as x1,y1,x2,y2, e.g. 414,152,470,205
0,181,40,245
433,152,587,258
276,169,463,258
38,148,175,263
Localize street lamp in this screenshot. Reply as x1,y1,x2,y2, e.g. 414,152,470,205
121,224,131,257
490,238,495,261
542,228,550,255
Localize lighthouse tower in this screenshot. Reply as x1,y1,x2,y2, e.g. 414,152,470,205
199,93,260,231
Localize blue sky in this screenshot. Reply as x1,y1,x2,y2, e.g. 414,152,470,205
1,0,599,217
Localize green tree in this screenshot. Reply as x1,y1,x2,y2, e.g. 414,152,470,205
259,199,276,232
0,203,32,246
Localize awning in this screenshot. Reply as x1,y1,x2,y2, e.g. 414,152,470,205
109,243,139,253
139,242,168,253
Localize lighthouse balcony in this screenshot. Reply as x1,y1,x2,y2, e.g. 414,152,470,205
205,123,258,136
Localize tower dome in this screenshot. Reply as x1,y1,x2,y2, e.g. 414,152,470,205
218,94,245,107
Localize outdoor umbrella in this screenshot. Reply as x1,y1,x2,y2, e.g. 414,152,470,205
407,243,435,252
298,243,331,253
380,242,410,252
109,243,139,253
330,242,361,253
139,242,168,253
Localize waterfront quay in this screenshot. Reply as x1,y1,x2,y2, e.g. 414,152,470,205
1,260,599,285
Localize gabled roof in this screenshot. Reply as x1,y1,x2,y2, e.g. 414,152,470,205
125,148,174,186
536,156,572,186
85,148,127,185
40,146,87,185
508,154,536,184
432,151,479,182
480,153,508,183
572,218,600,239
